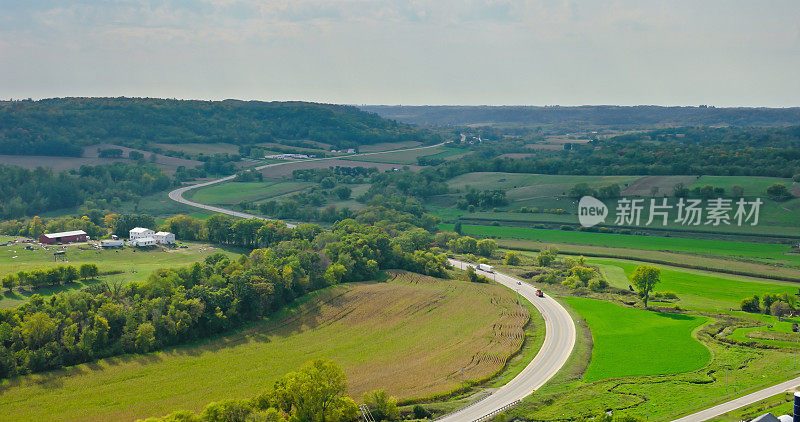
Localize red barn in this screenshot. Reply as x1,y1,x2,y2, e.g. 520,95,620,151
39,230,88,244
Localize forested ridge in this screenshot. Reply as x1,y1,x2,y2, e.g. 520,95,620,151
362,105,800,127
0,98,442,157
444,125,800,177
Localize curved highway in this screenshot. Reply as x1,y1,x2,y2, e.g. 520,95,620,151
168,144,578,421
442,260,576,422
168,142,447,227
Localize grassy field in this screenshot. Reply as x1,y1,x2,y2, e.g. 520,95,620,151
591,257,800,349
500,238,800,280
347,146,457,164
507,272,800,421
358,141,422,152
565,297,710,381
441,223,800,266
149,142,240,156
0,272,531,422
591,258,800,313
432,171,800,236
689,175,793,196
0,241,237,308
186,180,311,205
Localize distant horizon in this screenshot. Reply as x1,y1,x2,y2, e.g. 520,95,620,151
3,2,799,107
3,97,800,109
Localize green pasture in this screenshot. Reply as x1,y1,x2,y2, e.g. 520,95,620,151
186,181,311,205
149,142,240,156
512,292,799,421
441,223,800,266
358,141,422,152
690,175,792,196
0,242,236,308
589,258,800,312
434,172,800,236
565,297,710,381
347,146,452,164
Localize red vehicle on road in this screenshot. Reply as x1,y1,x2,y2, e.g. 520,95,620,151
535,289,544,298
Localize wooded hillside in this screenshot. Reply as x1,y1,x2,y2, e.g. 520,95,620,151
0,98,441,157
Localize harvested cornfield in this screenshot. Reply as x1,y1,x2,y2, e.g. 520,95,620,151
0,271,530,422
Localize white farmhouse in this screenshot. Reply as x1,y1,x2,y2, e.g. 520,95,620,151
153,231,175,245
130,237,156,247
129,227,155,240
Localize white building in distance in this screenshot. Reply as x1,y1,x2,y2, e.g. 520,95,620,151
153,231,175,245
130,237,156,247
129,227,155,240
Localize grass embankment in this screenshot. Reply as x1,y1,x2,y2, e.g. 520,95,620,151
0,272,532,422
0,242,236,308
711,391,796,421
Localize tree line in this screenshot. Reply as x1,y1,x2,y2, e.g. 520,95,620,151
0,212,452,379
1,264,99,291
433,125,800,179
0,162,172,219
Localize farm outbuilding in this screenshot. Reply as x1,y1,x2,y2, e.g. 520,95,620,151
39,230,87,244
129,227,155,240
153,231,175,245
130,237,156,247
101,239,124,248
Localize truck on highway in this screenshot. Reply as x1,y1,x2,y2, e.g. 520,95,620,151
476,264,494,273
536,289,544,297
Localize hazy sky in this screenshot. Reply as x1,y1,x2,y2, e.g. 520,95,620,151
2,0,799,106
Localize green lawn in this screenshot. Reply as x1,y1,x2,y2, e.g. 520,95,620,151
441,223,800,266
0,274,530,422
565,297,710,381
0,242,237,308
590,258,800,312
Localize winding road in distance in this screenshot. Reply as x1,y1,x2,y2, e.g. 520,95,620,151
168,142,447,228
167,143,579,421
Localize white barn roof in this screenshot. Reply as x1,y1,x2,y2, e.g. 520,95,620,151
43,230,87,239
130,227,152,234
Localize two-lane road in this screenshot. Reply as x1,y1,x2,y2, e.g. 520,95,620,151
167,147,578,422
168,142,447,227
442,260,576,422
